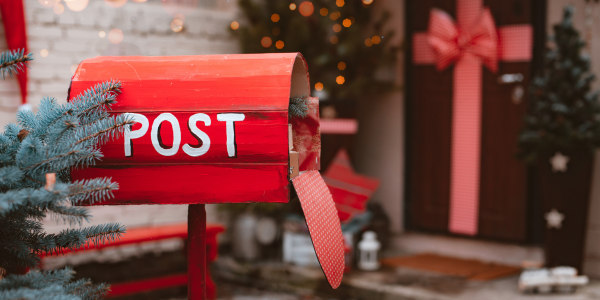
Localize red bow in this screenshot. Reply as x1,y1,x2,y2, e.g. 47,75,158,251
427,8,498,72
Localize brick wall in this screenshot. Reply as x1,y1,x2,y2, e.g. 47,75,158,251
0,0,239,233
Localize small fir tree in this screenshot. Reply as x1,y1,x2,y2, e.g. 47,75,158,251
0,49,133,299
519,6,600,162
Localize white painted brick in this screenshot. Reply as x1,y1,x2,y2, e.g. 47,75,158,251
35,12,56,24
28,26,62,39
39,81,70,94
53,41,90,53
66,28,99,40
56,14,77,26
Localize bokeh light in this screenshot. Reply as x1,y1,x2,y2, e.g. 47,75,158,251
104,0,127,8
333,24,341,32
343,18,351,27
132,0,147,2
99,31,106,38
271,14,280,22
38,0,60,8
330,36,338,44
372,35,381,44
365,38,373,47
299,1,314,17
70,64,78,75
362,0,373,4
66,0,89,12
272,27,281,35
338,62,346,70
261,36,272,48
171,19,184,32
330,12,340,20
230,21,239,30
336,76,345,84
320,8,328,16
315,82,323,91
289,3,296,10
108,28,124,44
336,0,344,7
40,49,49,57
276,40,284,49
53,3,64,14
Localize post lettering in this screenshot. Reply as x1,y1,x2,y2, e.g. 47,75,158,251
124,113,149,157
217,113,245,157
151,113,181,156
183,113,211,157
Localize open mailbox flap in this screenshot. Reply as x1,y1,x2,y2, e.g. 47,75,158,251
69,53,343,288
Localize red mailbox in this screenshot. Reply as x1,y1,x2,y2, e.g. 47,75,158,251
69,53,342,298
70,53,319,205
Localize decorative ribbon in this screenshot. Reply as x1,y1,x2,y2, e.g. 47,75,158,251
0,0,28,106
412,0,532,235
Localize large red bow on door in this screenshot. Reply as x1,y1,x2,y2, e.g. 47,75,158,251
427,8,498,72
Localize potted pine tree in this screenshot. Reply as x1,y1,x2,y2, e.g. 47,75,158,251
519,6,600,271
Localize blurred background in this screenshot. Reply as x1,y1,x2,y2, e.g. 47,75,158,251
5,0,600,299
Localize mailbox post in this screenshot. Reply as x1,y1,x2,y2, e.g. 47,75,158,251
69,53,342,299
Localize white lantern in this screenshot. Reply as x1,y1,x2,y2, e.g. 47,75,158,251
358,231,381,271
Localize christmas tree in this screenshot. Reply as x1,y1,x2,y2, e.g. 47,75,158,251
232,0,398,104
519,6,600,162
0,49,132,299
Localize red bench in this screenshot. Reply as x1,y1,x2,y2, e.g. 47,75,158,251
41,223,224,299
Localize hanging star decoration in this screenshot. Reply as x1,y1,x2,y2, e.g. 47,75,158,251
545,208,565,229
550,152,570,173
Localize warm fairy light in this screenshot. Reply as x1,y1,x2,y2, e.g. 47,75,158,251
271,14,280,22
365,38,373,47
362,0,373,4
330,36,338,44
38,0,59,8
338,62,346,70
70,64,78,75
299,1,314,17
289,3,296,10
336,0,344,7
320,8,328,16
230,21,239,30
99,31,106,38
40,49,49,57
315,82,324,91
53,3,65,14
336,76,345,84
171,19,184,32
66,0,89,12
372,35,381,44
132,0,147,2
333,24,341,32
330,12,340,20
108,28,124,44
174,13,185,22
276,40,284,49
343,18,351,27
272,27,281,35
261,36,272,48
104,0,127,8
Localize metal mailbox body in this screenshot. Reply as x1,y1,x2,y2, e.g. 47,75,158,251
70,53,316,205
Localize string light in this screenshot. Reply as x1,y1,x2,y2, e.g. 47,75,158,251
66,0,88,12
365,38,373,47
320,8,328,16
40,49,49,57
336,0,344,7
99,31,106,38
276,40,284,49
333,24,341,32
104,0,127,8
315,82,324,91
131,0,147,2
231,21,239,30
272,27,281,35
299,1,314,17
53,3,64,14
289,3,296,10
343,18,351,27
38,0,59,8
362,0,373,4
336,76,345,84
338,62,346,70
109,28,124,44
174,13,185,22
271,14,280,22
372,35,381,44
330,12,340,20
330,36,338,44
261,36,272,48
171,19,183,32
